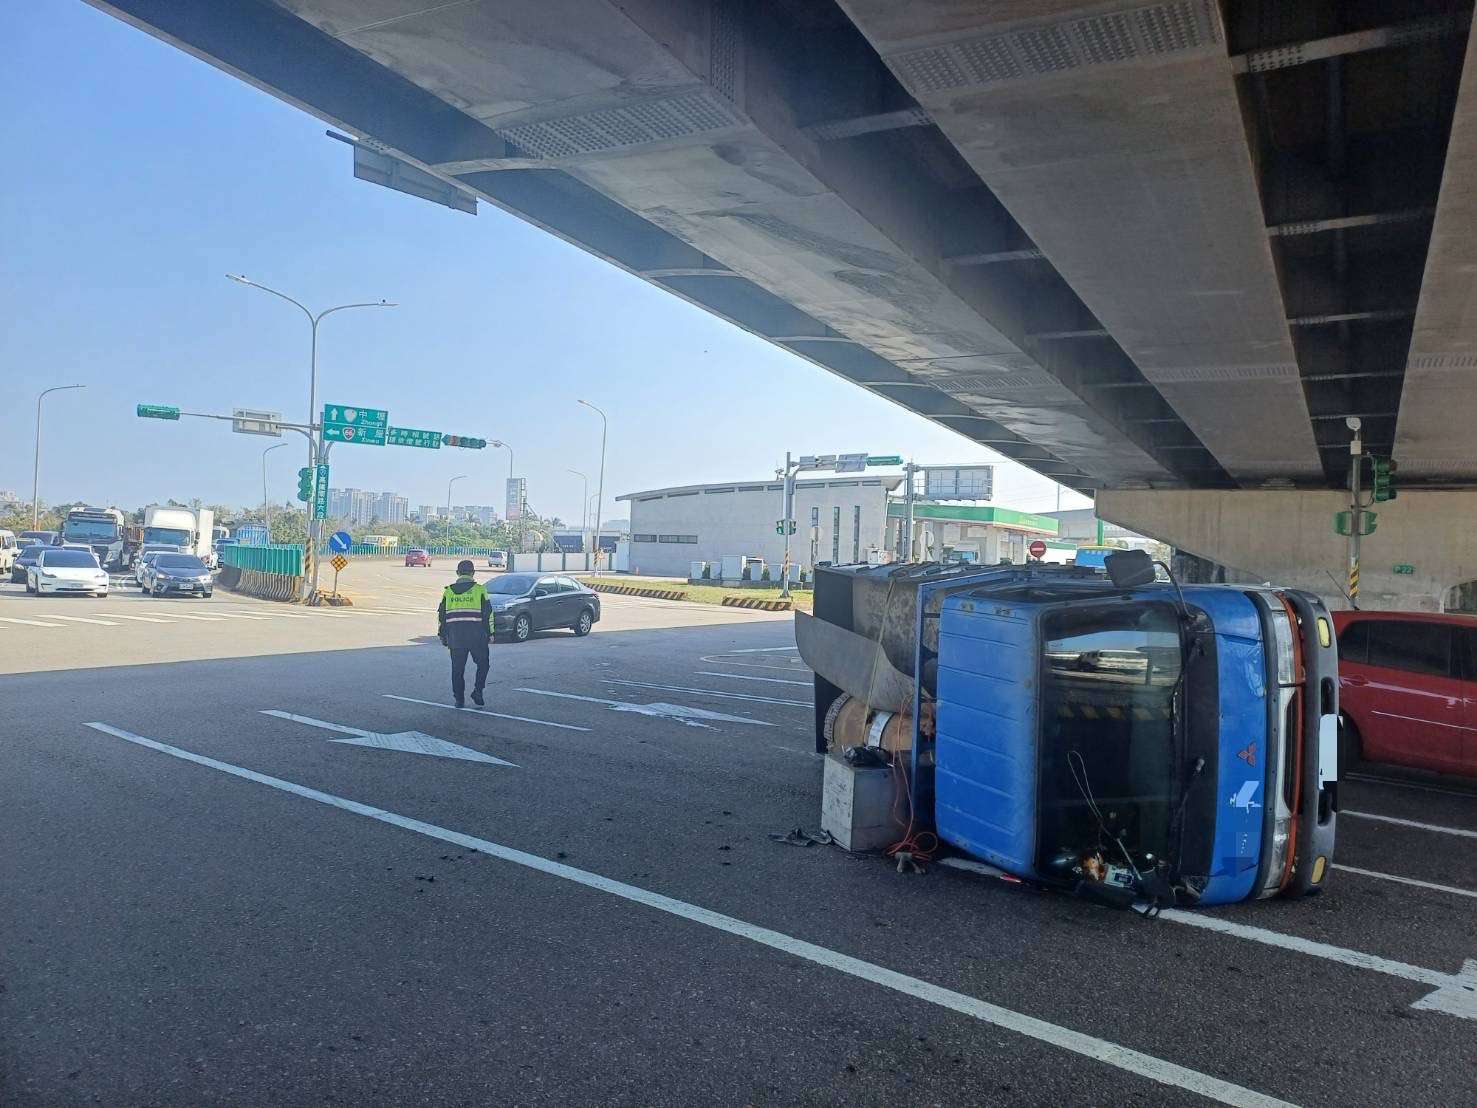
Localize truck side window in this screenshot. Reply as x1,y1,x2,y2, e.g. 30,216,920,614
1365,621,1451,678
1336,620,1368,665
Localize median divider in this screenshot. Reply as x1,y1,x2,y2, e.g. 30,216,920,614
721,596,793,612
219,545,305,604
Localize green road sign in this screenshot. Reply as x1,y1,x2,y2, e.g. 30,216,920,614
866,455,903,466
442,434,487,449
387,426,442,449
137,404,181,420
322,403,388,446
313,463,330,520
1393,563,1415,575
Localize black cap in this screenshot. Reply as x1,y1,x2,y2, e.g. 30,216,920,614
457,559,475,576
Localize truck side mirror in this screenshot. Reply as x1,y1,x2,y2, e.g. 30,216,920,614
1105,548,1155,588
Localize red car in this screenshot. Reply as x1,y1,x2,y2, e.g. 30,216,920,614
404,549,432,568
1333,610,1477,778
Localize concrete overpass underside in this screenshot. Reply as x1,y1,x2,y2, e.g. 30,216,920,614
85,1,1477,601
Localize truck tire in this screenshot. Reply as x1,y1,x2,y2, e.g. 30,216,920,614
1338,715,1363,773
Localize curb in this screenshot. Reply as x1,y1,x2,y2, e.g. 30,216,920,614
721,596,793,611
589,583,687,601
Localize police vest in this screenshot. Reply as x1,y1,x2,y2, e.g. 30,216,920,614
442,581,488,625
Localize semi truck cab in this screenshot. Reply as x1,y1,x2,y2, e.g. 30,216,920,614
798,558,1338,907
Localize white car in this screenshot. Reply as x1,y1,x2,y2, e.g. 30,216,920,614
27,547,109,597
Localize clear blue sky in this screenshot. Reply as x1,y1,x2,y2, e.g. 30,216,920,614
1,3,1089,527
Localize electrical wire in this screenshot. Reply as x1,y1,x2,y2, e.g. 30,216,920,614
1068,749,1140,881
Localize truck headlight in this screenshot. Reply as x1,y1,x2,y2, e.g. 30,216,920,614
1269,609,1296,686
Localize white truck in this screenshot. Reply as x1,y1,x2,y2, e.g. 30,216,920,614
141,506,217,568
60,506,130,572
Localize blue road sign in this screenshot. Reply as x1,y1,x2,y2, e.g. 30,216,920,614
329,531,353,554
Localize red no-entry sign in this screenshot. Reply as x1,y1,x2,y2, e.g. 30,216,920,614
1028,539,1047,560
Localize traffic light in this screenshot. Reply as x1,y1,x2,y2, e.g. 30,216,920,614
1370,456,1397,502
441,434,487,449
297,467,314,502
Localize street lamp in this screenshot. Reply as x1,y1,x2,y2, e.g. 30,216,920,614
566,468,589,558
262,441,289,543
490,438,515,514
447,474,468,552
227,274,395,600
577,399,607,569
33,384,85,529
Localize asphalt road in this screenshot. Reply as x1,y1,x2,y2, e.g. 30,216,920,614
3,561,1475,1106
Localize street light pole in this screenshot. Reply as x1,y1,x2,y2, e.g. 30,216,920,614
227,275,394,600
447,474,468,552
577,400,607,570
566,468,589,561
261,441,289,543
490,439,515,515
32,384,85,529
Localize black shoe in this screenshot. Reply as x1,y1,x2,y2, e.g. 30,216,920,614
471,690,484,707
454,698,465,709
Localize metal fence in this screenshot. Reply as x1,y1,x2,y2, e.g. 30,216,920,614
222,543,304,576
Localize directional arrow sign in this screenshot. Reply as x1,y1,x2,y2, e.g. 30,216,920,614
261,710,515,765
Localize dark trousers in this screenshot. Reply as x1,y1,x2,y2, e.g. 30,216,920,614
449,642,489,702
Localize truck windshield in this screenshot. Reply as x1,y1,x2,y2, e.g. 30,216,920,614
1037,602,1183,880
143,527,191,546
63,520,120,543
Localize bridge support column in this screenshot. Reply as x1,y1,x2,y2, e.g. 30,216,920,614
1097,489,1477,612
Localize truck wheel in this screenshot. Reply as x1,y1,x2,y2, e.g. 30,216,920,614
513,613,532,643
1338,715,1362,773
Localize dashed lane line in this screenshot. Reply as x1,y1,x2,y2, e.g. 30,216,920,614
1343,772,1477,799
383,694,590,732
1342,810,1477,840
77,723,1300,1108
696,671,812,687
605,678,808,707
0,616,64,628
1332,864,1477,900
44,614,120,627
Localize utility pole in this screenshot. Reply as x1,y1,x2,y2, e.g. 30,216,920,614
33,385,85,529
577,400,607,572
1347,417,1363,608
262,441,289,543
781,451,795,597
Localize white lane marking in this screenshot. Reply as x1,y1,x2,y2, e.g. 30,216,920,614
77,722,1296,1108
696,671,811,687
722,646,799,653
1344,772,1477,799
104,613,176,624
45,614,119,627
1343,810,1477,840
130,610,229,622
517,688,770,729
699,653,811,673
606,679,808,707
1158,910,1477,1019
0,616,64,628
383,694,589,732
1332,864,1477,900
259,710,514,766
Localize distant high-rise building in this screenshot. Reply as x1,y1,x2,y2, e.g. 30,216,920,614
374,493,409,524
417,505,437,522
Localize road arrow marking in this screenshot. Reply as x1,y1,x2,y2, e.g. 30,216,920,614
516,688,771,730
259,710,515,766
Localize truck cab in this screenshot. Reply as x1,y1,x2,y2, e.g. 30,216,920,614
798,559,1338,907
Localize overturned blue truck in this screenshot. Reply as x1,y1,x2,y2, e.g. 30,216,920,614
795,553,1338,907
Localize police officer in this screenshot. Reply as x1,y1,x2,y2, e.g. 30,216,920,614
437,559,494,708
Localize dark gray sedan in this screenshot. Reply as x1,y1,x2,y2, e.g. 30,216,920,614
10,545,47,584
486,573,600,643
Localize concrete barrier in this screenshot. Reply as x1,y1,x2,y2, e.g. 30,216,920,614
221,565,304,603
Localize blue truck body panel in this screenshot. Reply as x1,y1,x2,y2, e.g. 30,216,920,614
935,599,1038,872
